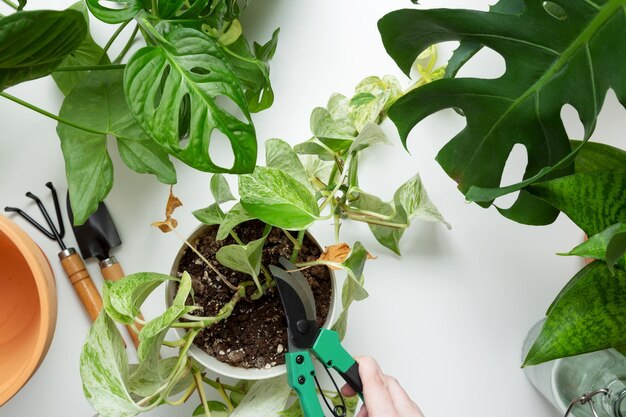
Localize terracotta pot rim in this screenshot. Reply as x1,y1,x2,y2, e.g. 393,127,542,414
166,223,338,380
0,215,57,405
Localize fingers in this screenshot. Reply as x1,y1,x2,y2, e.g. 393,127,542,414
341,384,356,397
357,357,398,417
385,376,424,417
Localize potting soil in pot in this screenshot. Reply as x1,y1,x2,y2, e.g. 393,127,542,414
176,220,332,369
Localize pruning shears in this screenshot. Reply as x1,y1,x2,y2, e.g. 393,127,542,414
270,257,364,417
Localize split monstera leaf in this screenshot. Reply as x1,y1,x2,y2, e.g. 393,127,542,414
379,0,626,365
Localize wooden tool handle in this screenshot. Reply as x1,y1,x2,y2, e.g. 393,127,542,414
100,258,142,349
59,249,103,322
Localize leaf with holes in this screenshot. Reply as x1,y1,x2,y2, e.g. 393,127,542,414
0,9,87,90
379,1,626,225
124,24,256,173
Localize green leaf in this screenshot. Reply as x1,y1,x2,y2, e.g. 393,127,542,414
607,232,626,274
379,1,626,224
216,202,255,240
125,24,256,173
117,137,177,184
279,399,304,417
524,262,626,366
228,376,291,417
58,69,173,224
563,223,626,271
216,226,270,292
293,138,336,161
80,313,143,417
351,174,448,254
349,75,401,132
211,174,236,204
331,393,359,417
193,203,225,225
229,380,254,408
265,138,312,191
239,166,320,230
310,107,356,151
222,28,279,113
52,2,109,95
104,272,172,325
137,272,195,361
572,140,626,173
86,0,144,24
530,170,626,236
0,9,87,90
192,401,230,417
347,122,391,154
157,0,186,18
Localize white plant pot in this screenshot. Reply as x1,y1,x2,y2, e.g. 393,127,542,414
166,224,338,380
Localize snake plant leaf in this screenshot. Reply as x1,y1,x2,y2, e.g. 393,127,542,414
265,138,312,191
124,24,256,173
211,174,236,204
52,2,109,95
58,69,175,225
85,0,144,23
216,202,255,240
239,166,320,230
571,140,626,173
529,170,626,236
607,232,626,274
524,261,626,366
223,29,279,113
379,1,626,225
80,314,144,417
103,272,172,325
0,9,87,90
562,223,626,271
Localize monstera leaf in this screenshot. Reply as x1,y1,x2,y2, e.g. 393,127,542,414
124,23,256,173
379,1,626,225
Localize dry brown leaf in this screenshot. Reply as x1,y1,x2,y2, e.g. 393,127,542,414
151,186,183,233
317,243,376,269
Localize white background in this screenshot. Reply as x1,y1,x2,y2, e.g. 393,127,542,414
2,1,625,416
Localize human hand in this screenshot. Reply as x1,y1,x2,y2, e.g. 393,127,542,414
341,357,424,417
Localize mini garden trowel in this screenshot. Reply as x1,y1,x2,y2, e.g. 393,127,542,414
67,196,142,348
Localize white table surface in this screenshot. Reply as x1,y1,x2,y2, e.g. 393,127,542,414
2,1,624,416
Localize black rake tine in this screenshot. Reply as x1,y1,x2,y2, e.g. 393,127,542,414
25,191,66,250
4,206,56,239
45,182,65,239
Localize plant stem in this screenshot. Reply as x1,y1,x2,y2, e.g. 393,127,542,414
166,382,196,406
334,211,341,244
168,226,239,291
176,287,244,327
52,64,126,72
101,20,131,62
290,230,306,263
342,205,396,222
193,370,212,417
0,92,106,135
344,212,408,229
215,378,235,412
319,155,352,212
163,338,187,348
202,377,244,394
114,24,140,64
1,0,17,10
229,230,245,245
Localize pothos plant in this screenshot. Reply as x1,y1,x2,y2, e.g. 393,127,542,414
79,66,450,417
0,0,278,224
378,0,626,366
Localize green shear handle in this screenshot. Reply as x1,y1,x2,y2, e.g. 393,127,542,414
286,329,364,417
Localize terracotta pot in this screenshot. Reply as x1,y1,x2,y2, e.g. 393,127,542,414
167,224,338,380
0,215,57,405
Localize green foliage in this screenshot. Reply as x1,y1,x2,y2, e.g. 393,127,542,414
571,140,626,173
216,225,271,293
239,166,321,230
125,23,256,173
0,9,87,90
58,69,176,225
524,262,626,366
379,0,626,225
192,401,229,417
216,202,255,240
562,223,626,272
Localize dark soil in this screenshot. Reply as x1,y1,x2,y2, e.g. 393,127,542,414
176,220,332,369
